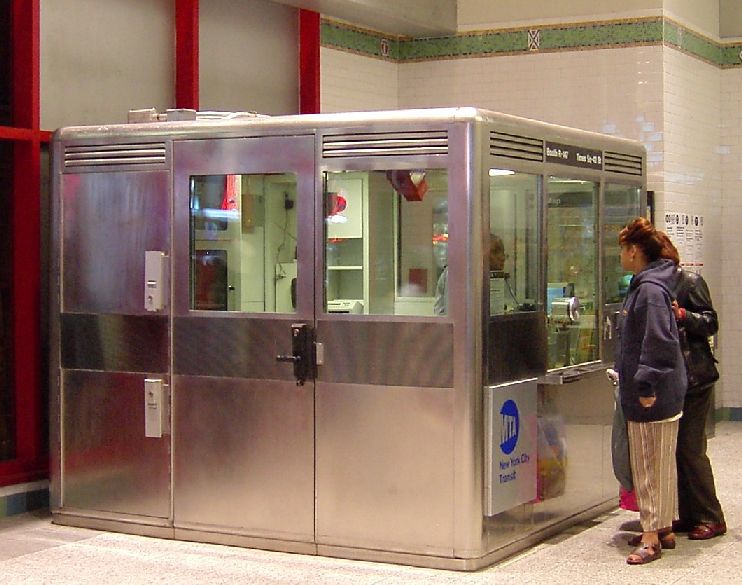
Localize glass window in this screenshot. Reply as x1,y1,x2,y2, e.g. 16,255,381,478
546,178,598,369
189,173,298,313
487,170,544,384
0,140,14,460
602,184,642,363
323,169,448,316
603,184,642,304
489,170,541,314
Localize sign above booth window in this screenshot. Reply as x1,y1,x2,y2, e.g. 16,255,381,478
545,141,603,170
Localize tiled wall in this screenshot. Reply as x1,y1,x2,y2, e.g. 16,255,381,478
320,16,742,411
661,48,721,288
320,47,399,113
721,68,742,409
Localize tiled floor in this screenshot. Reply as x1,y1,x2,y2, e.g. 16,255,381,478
1,422,739,584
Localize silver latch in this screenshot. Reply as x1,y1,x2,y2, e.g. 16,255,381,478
144,379,169,438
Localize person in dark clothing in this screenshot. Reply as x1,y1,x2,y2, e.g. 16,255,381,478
657,232,727,541
616,218,687,565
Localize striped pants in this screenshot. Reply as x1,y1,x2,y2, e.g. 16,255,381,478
627,418,680,532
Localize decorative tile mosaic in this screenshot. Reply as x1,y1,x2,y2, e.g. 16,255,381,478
320,20,400,61
663,19,721,65
321,17,742,69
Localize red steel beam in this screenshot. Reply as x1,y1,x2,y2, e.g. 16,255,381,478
1,0,46,483
175,0,199,110
299,10,320,114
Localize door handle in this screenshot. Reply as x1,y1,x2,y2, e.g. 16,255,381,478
276,323,315,385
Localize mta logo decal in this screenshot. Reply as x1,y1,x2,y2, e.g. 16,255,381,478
499,399,519,455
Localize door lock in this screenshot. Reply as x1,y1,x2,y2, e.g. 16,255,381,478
276,323,315,385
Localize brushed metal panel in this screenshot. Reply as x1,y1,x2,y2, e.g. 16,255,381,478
173,317,297,381
61,314,168,373
316,320,453,388
316,382,454,554
174,527,317,556
61,171,169,314
173,375,314,541
61,370,170,518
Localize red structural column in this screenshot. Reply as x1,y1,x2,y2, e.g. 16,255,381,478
299,10,320,114
0,0,45,485
175,0,199,110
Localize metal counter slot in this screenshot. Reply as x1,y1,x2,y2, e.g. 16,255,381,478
539,362,605,385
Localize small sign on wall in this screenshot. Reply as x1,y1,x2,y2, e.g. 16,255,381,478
485,380,537,516
664,211,704,274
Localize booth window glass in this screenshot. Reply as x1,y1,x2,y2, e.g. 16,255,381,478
488,170,541,314
546,178,598,369
603,184,642,304
487,170,544,384
323,169,448,316
0,140,14,460
189,173,298,313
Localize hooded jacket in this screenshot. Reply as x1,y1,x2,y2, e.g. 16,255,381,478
616,259,687,422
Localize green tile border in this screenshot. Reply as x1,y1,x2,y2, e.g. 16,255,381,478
321,16,742,69
320,20,400,61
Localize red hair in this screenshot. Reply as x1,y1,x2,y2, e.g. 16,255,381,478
656,230,680,265
618,217,664,262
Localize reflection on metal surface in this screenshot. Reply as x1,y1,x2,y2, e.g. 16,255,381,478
173,375,313,540
61,171,169,314
173,317,297,381
316,381,454,554
61,314,168,373
62,370,170,517
317,320,453,388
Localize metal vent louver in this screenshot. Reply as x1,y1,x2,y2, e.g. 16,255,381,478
604,151,643,176
490,131,544,162
322,130,448,158
64,142,167,169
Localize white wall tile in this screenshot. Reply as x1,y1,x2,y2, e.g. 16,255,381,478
320,48,398,113
321,42,740,408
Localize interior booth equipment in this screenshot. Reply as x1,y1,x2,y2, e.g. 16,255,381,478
50,107,646,570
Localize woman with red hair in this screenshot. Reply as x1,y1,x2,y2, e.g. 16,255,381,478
616,217,687,565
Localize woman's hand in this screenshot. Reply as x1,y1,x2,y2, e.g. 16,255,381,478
639,396,656,408
671,300,685,321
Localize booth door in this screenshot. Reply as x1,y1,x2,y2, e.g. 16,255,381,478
314,167,456,555
59,170,171,519
171,136,316,542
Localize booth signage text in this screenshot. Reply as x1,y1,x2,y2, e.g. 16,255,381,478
545,141,603,170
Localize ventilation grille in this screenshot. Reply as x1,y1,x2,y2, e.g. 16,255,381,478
322,130,448,158
604,151,643,176
490,131,544,162
64,142,167,169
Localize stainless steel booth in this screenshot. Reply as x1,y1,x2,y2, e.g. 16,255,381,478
50,107,646,570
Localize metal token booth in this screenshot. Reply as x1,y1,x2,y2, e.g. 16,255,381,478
50,107,646,570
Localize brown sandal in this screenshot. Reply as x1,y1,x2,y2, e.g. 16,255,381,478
627,542,662,565
628,531,675,549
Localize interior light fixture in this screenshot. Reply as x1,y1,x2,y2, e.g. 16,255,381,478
489,169,515,176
